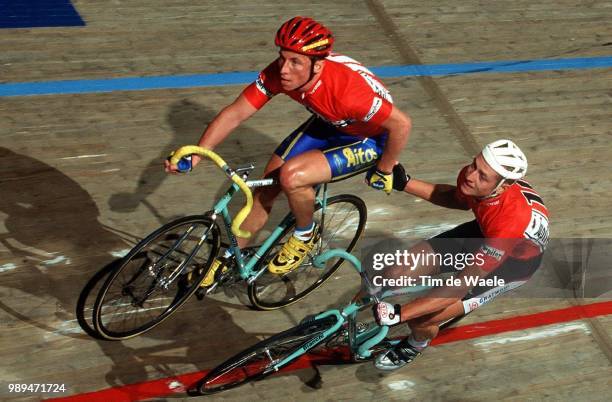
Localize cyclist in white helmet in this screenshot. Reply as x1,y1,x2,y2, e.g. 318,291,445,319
368,139,549,371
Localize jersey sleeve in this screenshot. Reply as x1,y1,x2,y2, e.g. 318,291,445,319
241,61,282,110
476,207,542,272
359,96,393,126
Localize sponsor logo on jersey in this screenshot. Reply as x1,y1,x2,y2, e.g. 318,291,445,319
480,244,505,261
364,97,383,122
524,210,550,251
255,76,273,97
358,71,393,103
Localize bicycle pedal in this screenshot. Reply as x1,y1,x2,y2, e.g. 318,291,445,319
195,287,206,300
353,354,372,362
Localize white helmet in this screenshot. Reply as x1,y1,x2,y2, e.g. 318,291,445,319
482,139,528,180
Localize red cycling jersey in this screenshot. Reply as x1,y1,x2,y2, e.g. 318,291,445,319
455,166,550,272
242,53,393,137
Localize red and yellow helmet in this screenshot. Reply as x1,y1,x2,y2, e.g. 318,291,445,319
275,16,334,57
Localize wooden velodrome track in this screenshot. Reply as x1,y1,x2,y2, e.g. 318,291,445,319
1,1,611,401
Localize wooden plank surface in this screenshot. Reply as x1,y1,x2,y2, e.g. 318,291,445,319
1,0,611,400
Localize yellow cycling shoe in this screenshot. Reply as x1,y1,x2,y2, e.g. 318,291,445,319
199,257,229,287
268,225,320,274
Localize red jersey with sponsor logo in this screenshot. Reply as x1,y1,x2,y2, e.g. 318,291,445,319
241,53,393,136
455,166,550,272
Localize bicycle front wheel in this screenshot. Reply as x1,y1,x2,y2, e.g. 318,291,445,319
93,215,220,340
248,194,366,310
191,316,337,395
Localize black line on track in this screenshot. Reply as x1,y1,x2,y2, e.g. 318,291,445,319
365,0,481,157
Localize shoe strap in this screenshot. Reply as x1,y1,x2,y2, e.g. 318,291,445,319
395,344,420,361
278,236,308,259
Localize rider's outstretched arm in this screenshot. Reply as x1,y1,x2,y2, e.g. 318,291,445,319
377,105,412,173
193,94,259,165
402,179,469,210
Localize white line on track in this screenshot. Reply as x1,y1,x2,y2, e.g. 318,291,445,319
110,249,131,258
42,255,71,265
473,322,591,348
387,380,416,391
0,263,18,273
60,154,107,160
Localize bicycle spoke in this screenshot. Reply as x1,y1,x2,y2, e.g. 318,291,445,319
198,317,336,393
94,216,220,339
248,195,366,309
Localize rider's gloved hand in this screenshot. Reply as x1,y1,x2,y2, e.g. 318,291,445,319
365,167,393,194
392,163,411,191
373,301,402,326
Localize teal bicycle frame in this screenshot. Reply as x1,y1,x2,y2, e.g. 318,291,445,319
206,173,330,289
267,249,429,372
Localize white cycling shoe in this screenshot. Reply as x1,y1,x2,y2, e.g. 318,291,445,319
374,340,422,371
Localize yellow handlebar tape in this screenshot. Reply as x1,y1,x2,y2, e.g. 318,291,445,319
170,145,253,239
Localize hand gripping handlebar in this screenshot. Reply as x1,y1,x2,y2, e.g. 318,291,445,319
170,145,253,239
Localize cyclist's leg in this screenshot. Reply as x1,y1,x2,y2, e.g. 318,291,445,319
200,121,322,285
234,117,326,247
278,150,331,228
276,118,388,225
407,300,465,341
278,131,388,226
266,150,331,273
268,119,381,273
238,148,332,244
275,117,335,227
408,255,542,340
402,220,483,335
235,154,284,248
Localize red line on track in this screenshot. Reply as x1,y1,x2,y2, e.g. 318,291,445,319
431,300,612,345
47,301,612,402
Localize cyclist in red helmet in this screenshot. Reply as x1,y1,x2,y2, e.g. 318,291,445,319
273,16,335,90
166,16,412,283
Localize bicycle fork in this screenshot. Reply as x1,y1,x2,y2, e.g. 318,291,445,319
148,221,217,297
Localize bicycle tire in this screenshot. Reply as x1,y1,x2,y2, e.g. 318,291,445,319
247,194,367,310
76,259,122,340
92,215,220,340
191,316,337,395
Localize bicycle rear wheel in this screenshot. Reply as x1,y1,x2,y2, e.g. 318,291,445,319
191,316,337,395
248,194,366,310
93,215,220,340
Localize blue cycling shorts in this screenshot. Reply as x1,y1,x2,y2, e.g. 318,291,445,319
274,117,387,182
